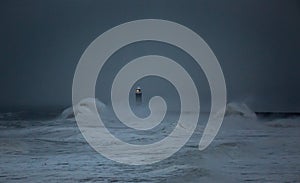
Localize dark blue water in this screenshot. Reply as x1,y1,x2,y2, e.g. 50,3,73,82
0,109,299,182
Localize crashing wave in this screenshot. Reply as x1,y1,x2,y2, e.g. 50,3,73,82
60,98,106,119
213,102,257,119
225,102,256,119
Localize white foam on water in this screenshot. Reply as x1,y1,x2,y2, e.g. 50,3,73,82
60,98,106,119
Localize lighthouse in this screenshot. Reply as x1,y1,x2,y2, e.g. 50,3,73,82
135,86,142,105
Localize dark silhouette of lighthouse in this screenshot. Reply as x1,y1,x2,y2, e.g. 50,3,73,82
135,86,142,105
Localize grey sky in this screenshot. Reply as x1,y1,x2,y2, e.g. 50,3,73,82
0,0,300,112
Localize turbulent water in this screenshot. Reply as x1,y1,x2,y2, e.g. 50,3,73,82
0,104,300,182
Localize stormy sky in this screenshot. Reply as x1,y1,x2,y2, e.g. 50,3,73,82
0,0,300,112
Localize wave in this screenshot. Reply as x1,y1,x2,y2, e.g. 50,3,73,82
225,102,257,119
213,102,257,120
59,98,106,119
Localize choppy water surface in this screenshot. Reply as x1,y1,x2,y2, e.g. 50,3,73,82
0,110,299,182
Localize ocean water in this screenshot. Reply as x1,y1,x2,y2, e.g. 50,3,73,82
0,106,300,182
